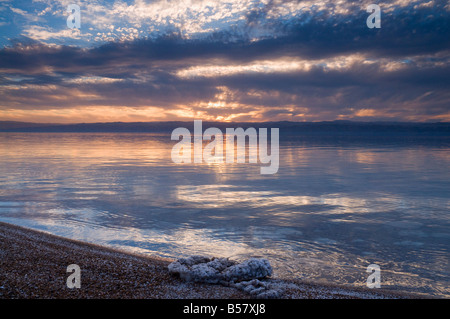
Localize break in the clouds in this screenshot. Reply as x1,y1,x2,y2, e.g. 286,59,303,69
0,0,449,123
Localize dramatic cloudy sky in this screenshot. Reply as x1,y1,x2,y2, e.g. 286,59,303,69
0,0,449,123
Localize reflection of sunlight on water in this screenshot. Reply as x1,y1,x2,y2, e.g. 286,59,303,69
0,133,173,167
354,151,380,165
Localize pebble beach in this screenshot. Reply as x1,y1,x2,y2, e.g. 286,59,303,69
0,221,423,299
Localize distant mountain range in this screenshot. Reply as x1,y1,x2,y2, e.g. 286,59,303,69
0,120,449,136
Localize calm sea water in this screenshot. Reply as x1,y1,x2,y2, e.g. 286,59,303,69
0,132,449,297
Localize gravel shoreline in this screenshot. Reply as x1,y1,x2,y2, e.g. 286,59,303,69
0,221,422,299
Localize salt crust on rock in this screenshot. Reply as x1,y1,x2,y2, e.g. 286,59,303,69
168,256,282,298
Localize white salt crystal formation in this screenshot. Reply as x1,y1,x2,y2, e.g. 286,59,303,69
233,279,280,299
168,256,272,283
168,256,278,298
168,256,235,284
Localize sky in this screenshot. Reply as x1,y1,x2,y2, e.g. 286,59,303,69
0,0,449,123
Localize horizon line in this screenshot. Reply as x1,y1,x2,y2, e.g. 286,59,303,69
2,120,450,126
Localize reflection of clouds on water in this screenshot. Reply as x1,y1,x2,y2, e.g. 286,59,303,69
0,133,449,297
174,184,405,216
